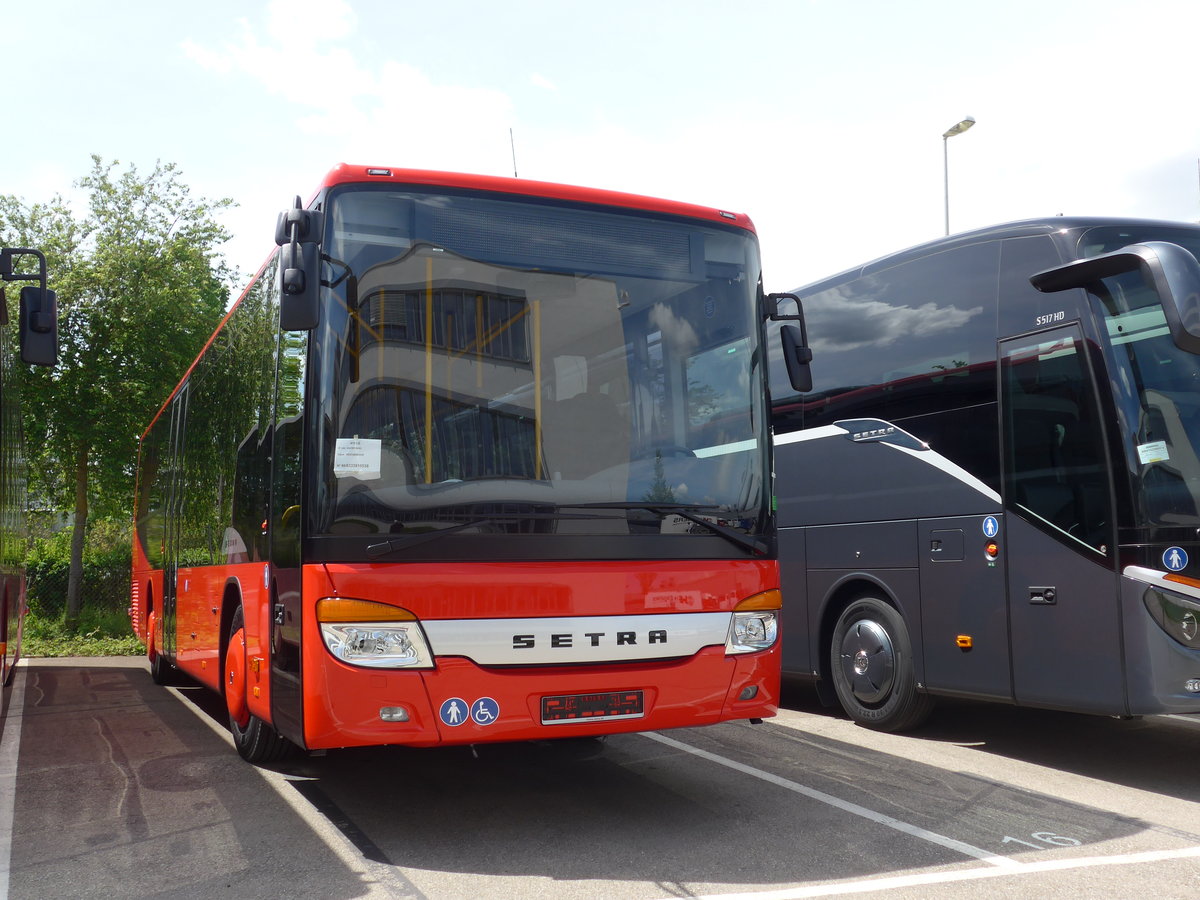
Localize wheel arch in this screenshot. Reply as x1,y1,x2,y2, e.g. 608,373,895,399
218,577,245,690
143,580,155,655
816,573,903,686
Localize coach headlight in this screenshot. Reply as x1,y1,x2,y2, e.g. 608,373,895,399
316,598,435,668
1143,587,1200,648
725,590,781,655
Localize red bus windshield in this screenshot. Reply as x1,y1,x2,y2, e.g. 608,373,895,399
310,185,769,557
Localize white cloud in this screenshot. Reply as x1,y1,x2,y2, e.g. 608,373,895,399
170,0,1200,291
266,0,357,49
180,38,233,74
181,2,514,175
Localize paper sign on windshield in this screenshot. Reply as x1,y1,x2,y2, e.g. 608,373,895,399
334,438,382,480
1137,440,1170,465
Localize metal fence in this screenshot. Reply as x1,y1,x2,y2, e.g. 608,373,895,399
24,518,131,618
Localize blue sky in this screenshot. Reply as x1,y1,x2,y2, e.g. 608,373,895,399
8,0,1200,289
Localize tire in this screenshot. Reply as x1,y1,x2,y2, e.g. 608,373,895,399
147,608,176,686
830,595,933,732
225,606,292,764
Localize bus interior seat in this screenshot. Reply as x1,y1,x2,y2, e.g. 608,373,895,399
1143,390,1200,485
544,389,628,479
1141,390,1200,522
1010,413,1076,530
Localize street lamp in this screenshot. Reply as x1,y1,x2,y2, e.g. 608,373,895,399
942,116,976,235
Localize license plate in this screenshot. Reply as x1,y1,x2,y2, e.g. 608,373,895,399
541,690,644,724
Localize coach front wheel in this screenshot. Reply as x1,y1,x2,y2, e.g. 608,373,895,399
224,606,291,763
830,596,933,732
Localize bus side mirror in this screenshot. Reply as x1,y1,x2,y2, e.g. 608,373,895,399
2,248,58,367
278,241,320,331
1031,241,1200,355
781,325,813,393
19,286,58,366
275,198,324,332
767,292,814,393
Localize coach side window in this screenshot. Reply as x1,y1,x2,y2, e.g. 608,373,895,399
1001,327,1113,556
771,243,1001,494
772,241,999,430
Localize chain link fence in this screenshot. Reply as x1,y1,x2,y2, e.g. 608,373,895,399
24,517,131,619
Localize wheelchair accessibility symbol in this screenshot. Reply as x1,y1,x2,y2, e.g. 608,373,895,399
471,697,500,726
1164,546,1189,572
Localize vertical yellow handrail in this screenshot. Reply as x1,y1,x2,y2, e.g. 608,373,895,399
475,295,483,390
533,298,542,479
424,257,434,483
377,288,385,386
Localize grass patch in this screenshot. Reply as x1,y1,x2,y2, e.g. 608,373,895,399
22,608,144,658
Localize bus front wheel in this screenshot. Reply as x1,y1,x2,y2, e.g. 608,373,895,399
225,606,291,764
830,596,933,732
147,608,175,686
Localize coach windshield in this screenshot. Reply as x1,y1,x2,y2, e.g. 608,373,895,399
309,186,768,558
1082,227,1200,530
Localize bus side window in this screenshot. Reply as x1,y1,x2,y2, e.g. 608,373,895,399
997,235,1067,336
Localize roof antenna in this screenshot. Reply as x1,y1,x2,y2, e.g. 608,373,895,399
510,128,518,179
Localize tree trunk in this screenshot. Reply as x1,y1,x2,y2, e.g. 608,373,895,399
64,444,89,631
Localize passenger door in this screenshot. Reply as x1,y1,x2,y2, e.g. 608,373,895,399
999,325,1125,713
161,384,189,663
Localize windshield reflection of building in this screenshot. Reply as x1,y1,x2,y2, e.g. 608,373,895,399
334,244,633,533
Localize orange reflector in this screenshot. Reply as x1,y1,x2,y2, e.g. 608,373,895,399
1166,572,1200,591
316,598,418,623
956,634,974,649
735,589,783,611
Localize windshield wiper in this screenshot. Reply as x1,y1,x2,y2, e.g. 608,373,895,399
366,518,498,558
567,502,769,556
365,505,769,558
363,509,603,558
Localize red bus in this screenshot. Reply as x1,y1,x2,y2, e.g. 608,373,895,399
131,165,794,762
1,247,57,682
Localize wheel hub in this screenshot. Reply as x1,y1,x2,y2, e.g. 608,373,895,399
853,649,871,676
838,618,896,705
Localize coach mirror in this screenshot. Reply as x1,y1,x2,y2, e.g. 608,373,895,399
275,197,324,331
767,292,814,393
1032,240,1200,355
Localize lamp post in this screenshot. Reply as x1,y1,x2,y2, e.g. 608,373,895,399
942,116,976,235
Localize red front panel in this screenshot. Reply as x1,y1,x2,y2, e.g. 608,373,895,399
299,560,780,749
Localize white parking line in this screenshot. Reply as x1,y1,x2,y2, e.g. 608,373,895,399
661,846,1200,900
0,663,27,900
1163,715,1200,726
641,731,1019,868
165,682,418,900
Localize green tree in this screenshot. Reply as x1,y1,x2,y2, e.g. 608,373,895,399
0,157,233,628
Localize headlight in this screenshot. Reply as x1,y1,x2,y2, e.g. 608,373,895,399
1143,587,1200,648
725,590,781,655
317,598,434,668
